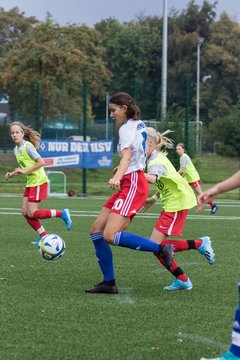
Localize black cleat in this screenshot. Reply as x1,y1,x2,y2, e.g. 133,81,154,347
85,281,118,294
211,204,219,214
159,244,174,269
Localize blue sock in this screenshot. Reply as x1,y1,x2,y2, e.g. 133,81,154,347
90,232,115,282
229,281,240,358
113,231,160,253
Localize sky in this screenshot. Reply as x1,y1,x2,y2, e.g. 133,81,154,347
0,0,239,27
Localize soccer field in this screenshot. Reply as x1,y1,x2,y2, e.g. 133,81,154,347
0,195,239,360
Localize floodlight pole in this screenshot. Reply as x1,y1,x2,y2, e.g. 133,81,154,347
196,36,204,152
82,80,88,196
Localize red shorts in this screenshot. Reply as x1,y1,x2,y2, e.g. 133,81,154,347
23,183,48,203
154,209,188,236
189,179,202,188
104,171,149,219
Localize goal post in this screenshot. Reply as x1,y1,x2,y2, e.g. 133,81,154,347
46,171,67,197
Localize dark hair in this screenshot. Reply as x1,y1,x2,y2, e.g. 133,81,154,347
109,92,140,120
176,143,185,149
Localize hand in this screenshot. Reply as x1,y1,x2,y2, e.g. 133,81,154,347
197,188,218,213
140,197,156,213
4,171,15,181
4,172,12,180
108,178,120,189
196,195,206,213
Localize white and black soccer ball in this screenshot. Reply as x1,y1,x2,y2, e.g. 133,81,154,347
38,234,66,261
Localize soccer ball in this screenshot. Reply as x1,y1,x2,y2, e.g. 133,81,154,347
38,234,66,261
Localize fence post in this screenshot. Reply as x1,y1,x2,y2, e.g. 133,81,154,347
36,81,40,132
184,77,190,152
82,80,88,196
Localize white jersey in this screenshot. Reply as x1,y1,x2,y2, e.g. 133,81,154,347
117,119,147,175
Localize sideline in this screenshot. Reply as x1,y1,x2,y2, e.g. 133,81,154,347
0,208,240,221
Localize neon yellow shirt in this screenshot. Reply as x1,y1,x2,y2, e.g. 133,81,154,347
180,153,200,183
147,152,196,211
14,141,49,187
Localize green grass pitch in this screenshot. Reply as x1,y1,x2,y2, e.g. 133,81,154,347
0,195,239,360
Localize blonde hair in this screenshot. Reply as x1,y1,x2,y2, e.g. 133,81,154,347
9,121,41,149
146,127,174,154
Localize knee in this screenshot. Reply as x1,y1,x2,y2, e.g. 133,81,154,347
21,208,27,217
89,224,99,235
27,209,35,218
103,229,114,244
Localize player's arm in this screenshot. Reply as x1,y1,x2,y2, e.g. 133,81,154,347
141,164,166,212
145,173,157,183
15,156,45,175
140,190,160,213
178,156,188,176
215,171,240,193
140,173,157,213
197,171,240,212
108,147,131,189
178,167,184,176
15,144,45,175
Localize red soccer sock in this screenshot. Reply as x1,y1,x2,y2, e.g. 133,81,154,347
208,201,215,207
24,215,47,237
162,239,202,251
154,253,188,282
33,209,62,219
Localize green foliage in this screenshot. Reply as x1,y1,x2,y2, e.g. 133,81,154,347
0,7,38,56
0,1,239,154
209,103,240,156
96,17,163,119
0,16,110,133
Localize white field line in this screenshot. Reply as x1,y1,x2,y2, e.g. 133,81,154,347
0,208,240,220
180,332,228,351
114,287,135,305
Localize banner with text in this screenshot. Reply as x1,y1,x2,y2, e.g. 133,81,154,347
38,140,113,168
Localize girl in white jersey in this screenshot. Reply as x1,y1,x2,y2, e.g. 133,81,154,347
85,92,173,294
141,127,215,290
4,121,72,243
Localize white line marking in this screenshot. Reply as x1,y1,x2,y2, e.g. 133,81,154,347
114,287,135,304
181,333,228,350
0,209,240,220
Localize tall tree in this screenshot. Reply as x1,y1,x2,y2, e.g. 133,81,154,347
0,7,38,56
0,16,110,132
96,17,163,119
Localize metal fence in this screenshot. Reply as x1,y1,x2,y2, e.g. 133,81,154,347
0,77,222,154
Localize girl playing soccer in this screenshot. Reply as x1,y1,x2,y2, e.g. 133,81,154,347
176,142,219,214
4,121,72,243
141,127,215,290
85,92,173,294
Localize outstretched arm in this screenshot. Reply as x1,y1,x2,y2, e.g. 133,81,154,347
4,157,45,180
197,171,240,212
140,191,160,213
